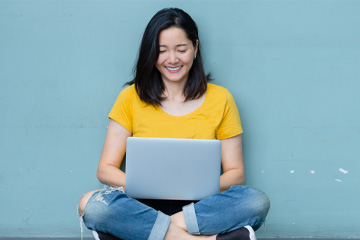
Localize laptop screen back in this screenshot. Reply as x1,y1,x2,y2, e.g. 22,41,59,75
125,137,221,200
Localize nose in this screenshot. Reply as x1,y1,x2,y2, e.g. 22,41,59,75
167,51,178,64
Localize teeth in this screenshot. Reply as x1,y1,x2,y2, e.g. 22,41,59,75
166,66,182,71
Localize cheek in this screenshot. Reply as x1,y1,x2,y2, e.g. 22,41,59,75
182,55,194,66
184,52,195,64
155,58,164,71
156,54,167,64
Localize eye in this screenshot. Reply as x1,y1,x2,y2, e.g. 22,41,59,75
178,50,186,53
159,50,166,54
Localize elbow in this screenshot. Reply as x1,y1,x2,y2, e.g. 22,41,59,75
96,167,105,184
238,167,245,185
238,175,245,185
234,169,245,185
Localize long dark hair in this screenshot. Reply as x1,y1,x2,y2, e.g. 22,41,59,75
126,8,210,106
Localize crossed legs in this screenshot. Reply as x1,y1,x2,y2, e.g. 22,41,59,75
78,186,270,240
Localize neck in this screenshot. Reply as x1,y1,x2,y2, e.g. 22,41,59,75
162,80,186,102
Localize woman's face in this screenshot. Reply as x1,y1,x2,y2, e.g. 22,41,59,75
155,27,198,86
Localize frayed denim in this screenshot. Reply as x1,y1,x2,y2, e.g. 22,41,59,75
79,185,270,240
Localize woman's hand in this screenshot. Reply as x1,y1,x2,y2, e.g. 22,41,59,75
96,119,132,188
220,134,245,192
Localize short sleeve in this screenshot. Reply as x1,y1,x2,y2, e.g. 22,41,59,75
108,86,134,132
215,90,243,139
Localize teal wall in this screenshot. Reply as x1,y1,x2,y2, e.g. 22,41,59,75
1,0,359,238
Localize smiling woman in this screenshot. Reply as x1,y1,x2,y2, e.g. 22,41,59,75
78,7,270,240
155,27,198,86
126,8,208,106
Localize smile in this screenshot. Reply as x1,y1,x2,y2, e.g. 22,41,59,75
165,66,183,72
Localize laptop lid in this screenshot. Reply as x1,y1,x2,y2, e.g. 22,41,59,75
125,137,221,200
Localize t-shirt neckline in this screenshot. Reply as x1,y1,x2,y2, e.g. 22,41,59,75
158,84,210,118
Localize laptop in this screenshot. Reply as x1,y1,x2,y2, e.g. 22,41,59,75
125,137,221,200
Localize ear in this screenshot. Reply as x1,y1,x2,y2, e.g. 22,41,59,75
194,39,199,58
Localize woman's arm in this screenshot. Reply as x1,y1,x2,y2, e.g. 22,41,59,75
96,119,132,188
220,134,245,192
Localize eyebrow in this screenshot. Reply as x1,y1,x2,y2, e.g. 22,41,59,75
159,44,188,48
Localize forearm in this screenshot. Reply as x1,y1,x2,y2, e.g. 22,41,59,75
96,164,126,188
220,168,245,192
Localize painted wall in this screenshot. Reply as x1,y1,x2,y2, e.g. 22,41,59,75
1,0,359,238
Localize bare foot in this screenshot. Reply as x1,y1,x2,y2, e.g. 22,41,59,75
164,222,216,240
171,211,188,231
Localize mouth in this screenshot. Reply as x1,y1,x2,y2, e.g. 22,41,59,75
165,66,183,73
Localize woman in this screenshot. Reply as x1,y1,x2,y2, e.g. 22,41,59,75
78,8,270,240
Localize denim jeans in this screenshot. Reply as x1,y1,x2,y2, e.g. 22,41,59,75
81,185,270,240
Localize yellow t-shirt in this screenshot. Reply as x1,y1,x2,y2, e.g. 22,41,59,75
108,83,243,140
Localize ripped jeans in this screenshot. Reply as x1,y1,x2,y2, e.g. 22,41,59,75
80,185,270,240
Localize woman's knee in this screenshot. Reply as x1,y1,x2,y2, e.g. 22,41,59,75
231,185,270,215
247,187,270,218
78,190,99,216
247,187,270,230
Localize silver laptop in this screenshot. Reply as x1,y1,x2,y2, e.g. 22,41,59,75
125,137,221,200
